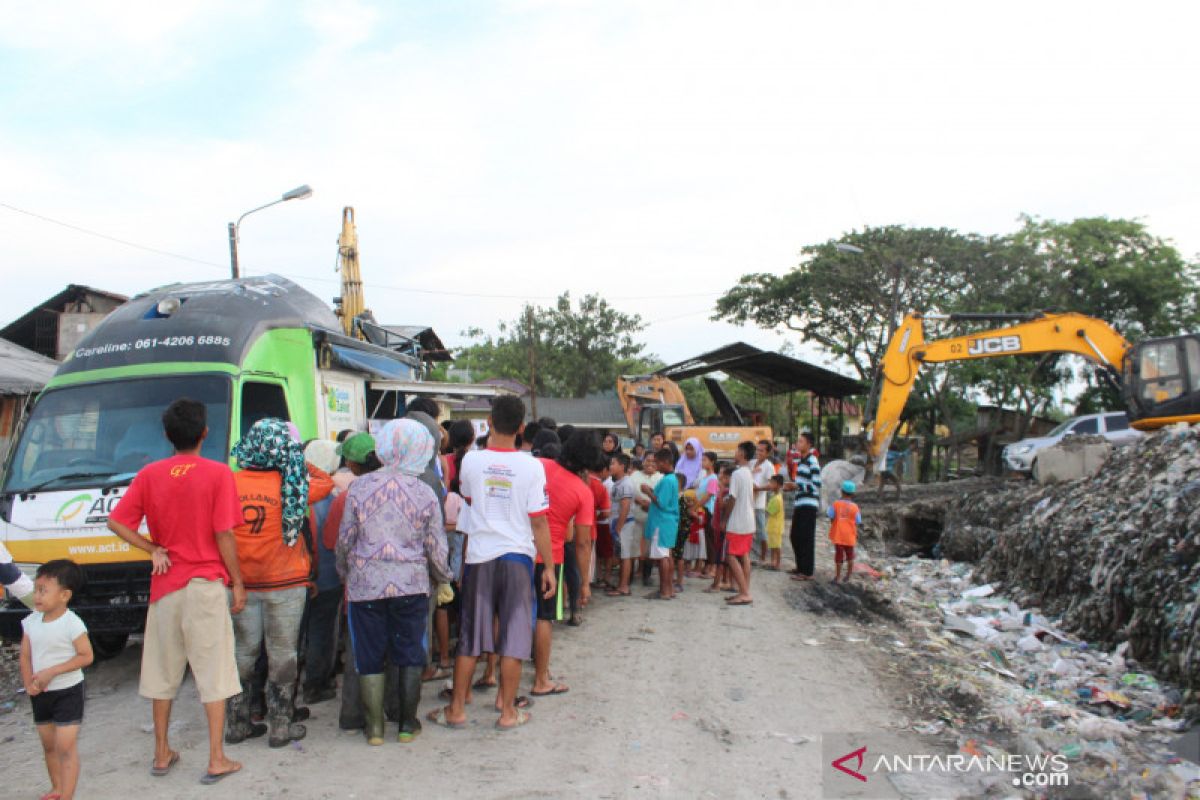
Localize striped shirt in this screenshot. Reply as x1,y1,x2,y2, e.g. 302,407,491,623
793,453,821,509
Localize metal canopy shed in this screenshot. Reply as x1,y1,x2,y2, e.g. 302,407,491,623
660,343,863,398
659,342,864,454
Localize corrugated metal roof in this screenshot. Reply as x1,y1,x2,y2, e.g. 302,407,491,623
0,337,57,395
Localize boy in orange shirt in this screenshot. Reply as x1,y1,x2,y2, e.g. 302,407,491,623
827,480,861,583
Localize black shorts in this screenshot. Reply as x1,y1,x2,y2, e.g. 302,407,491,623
534,563,564,622
31,681,85,726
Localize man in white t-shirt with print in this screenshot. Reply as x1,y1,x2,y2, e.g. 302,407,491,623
430,396,555,732
723,441,758,606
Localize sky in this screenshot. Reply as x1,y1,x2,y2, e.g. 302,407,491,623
2,0,1198,374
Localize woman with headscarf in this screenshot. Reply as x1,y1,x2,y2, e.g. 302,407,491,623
675,437,705,490
602,432,623,457
337,419,451,746
225,418,333,748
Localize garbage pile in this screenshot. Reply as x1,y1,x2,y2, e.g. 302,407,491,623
968,425,1200,698
883,557,1200,798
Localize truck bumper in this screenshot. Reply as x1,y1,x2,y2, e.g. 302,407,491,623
0,561,151,642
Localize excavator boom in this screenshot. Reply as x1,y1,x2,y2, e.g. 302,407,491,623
867,312,1132,471
336,207,367,339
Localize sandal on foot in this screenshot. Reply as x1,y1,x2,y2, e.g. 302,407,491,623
422,666,453,682
426,706,467,729
199,762,241,785
150,751,180,777
605,588,631,597
495,709,532,731
472,677,497,691
530,683,569,697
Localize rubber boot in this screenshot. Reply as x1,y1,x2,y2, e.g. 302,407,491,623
384,663,401,722
224,691,267,744
397,667,423,743
266,681,307,748
359,673,386,746
339,656,364,730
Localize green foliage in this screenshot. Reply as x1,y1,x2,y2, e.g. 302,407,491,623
458,293,651,398
1012,215,1199,338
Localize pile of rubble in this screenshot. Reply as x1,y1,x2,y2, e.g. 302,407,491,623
881,557,1199,797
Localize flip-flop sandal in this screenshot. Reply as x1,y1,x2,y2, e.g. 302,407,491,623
530,683,569,697
727,599,753,606
422,667,453,682
426,706,468,729
605,588,631,597
150,751,180,777
39,793,62,800
199,763,241,785
495,709,532,731
472,678,497,691
438,686,472,704
702,587,723,593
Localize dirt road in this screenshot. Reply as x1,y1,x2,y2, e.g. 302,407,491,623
2,566,923,799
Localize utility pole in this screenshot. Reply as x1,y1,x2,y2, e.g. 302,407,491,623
525,306,538,420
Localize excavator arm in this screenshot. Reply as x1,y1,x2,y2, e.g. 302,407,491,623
866,312,1132,472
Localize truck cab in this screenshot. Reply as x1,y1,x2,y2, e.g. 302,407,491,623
0,275,456,654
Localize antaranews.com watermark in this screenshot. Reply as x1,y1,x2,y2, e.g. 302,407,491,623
821,732,1073,799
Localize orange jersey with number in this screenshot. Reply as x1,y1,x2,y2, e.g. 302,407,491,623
232,470,311,591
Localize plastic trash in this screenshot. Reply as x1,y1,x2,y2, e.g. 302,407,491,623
962,583,995,598
1121,673,1159,691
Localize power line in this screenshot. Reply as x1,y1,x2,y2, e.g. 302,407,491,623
0,200,723,303
0,201,227,270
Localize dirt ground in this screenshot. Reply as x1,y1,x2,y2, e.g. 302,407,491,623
1,549,927,800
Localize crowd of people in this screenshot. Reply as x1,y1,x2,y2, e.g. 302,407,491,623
17,394,861,796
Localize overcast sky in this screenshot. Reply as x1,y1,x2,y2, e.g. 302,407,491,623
2,0,1197,372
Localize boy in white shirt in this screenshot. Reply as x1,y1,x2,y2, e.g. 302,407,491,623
20,559,94,800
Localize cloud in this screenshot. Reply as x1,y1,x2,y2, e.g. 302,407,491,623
1,0,1198,372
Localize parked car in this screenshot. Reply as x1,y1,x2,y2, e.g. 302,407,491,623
1003,412,1143,473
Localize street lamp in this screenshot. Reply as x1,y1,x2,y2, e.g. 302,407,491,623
227,184,313,278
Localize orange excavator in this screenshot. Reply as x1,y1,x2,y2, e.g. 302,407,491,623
616,374,771,457
865,311,1200,471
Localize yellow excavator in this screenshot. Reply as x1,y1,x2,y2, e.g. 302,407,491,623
865,311,1200,471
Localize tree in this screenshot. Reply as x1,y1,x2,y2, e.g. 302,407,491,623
458,292,651,398
714,226,1011,384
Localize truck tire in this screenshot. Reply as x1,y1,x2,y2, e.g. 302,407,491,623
90,632,130,661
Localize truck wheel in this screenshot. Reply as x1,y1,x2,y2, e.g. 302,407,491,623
90,633,130,660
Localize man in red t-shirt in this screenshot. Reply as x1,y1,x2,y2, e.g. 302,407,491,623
533,453,593,697
108,398,246,785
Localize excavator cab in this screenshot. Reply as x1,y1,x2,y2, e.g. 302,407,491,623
636,404,686,445
1124,335,1200,424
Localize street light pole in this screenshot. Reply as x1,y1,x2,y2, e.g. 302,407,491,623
228,184,313,279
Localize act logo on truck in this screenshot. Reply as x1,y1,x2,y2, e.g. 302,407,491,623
968,335,1021,355
55,494,93,523
54,493,124,525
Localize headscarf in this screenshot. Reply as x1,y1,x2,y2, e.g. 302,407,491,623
304,439,341,476
376,418,434,477
675,436,705,489
232,418,309,547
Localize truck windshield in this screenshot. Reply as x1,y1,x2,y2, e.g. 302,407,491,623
4,375,231,493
